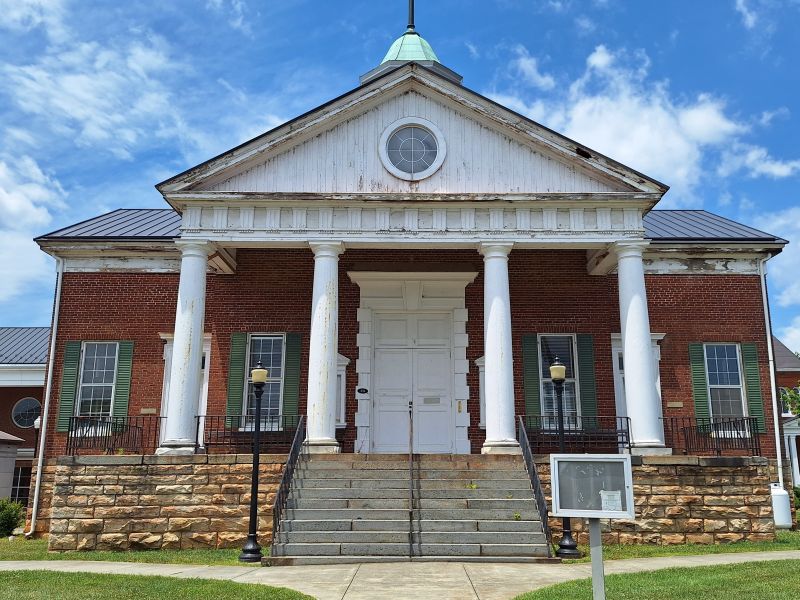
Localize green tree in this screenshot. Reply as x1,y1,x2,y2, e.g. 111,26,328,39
781,384,800,416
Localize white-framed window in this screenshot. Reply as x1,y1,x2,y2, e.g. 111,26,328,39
336,353,350,428
12,397,41,429
244,334,286,428
538,335,580,422
475,356,485,428
77,342,119,418
704,343,747,419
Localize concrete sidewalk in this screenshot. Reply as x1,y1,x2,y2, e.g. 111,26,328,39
2,551,800,599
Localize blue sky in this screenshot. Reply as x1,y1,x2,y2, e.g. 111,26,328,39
1,0,799,349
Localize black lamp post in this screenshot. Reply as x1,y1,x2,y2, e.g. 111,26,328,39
239,361,268,563
550,357,580,559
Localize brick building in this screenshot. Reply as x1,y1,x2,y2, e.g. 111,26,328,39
26,22,790,559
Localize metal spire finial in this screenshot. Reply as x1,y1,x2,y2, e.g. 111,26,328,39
407,0,416,32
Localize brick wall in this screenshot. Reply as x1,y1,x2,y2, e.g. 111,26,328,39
41,249,778,458
39,454,284,551
537,455,777,545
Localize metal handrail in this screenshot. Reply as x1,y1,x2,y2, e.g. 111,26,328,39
65,416,163,455
517,416,553,557
408,399,414,560
271,415,306,544
662,416,761,456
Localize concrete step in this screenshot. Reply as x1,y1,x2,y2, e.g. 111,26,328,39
302,454,525,464
287,497,537,510
295,469,528,480
284,508,541,521
280,518,545,533
294,478,531,490
289,487,533,499
266,555,558,566
298,460,524,471
277,530,546,545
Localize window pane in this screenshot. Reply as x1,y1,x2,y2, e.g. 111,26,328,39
710,387,745,418
78,343,117,418
706,344,740,386
542,381,578,418
540,336,575,378
249,336,283,378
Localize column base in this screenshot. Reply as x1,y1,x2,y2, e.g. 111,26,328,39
481,441,521,455
304,439,341,454
630,446,673,456
155,443,196,456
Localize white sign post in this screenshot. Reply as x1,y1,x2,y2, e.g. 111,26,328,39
550,454,635,600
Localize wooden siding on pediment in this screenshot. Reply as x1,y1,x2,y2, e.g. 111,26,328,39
205,91,622,195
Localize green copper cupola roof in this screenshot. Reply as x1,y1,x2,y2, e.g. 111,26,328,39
382,31,440,64
359,1,463,86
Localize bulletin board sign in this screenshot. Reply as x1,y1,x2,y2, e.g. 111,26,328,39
550,454,635,520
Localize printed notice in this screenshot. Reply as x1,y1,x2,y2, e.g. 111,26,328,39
600,490,623,512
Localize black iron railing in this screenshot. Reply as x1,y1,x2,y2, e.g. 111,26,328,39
271,416,306,546
517,416,552,557
195,414,303,454
65,416,164,455
521,414,631,454
663,416,761,456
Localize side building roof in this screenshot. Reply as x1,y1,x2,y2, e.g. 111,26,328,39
0,327,51,365
35,208,786,245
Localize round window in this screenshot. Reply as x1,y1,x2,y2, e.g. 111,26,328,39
387,126,437,175
12,397,41,429
379,117,446,181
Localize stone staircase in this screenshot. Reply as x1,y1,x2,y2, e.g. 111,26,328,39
267,454,553,565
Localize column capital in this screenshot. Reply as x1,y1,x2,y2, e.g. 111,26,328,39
612,239,650,259
479,242,514,259
309,241,345,258
175,240,211,258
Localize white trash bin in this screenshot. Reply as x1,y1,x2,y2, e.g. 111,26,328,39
771,483,792,529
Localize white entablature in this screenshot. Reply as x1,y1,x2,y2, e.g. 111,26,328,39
170,194,649,247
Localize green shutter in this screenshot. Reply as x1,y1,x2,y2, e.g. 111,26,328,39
56,341,82,432
112,341,134,420
741,343,766,433
576,334,597,428
282,333,302,418
689,343,710,422
226,333,248,427
522,334,541,417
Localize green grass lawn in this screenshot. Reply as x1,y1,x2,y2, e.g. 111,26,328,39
0,538,251,566
566,529,800,562
515,559,800,600
0,571,312,600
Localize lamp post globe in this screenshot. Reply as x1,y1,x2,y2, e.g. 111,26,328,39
550,357,580,559
239,361,268,563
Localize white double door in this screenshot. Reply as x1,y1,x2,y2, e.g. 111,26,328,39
372,312,454,453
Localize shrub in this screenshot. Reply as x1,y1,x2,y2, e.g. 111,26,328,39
0,498,25,536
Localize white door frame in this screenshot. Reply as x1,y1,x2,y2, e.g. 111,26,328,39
160,333,212,446
348,271,477,454
610,333,665,420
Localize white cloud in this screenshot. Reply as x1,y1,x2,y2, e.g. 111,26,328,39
0,155,64,303
754,206,800,309
779,316,800,354
735,0,758,29
575,15,596,35
511,45,555,91
205,0,252,36
758,107,790,126
0,0,67,42
487,44,798,205
3,36,180,160
719,143,800,178
465,42,480,59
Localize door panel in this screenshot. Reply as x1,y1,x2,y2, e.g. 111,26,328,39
413,347,453,453
372,347,412,453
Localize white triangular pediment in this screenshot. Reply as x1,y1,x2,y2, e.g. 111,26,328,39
160,67,665,197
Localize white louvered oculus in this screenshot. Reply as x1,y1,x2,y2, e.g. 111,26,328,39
379,117,446,181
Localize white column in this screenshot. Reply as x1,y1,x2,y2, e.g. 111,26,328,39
791,435,800,486
480,243,520,454
613,240,665,449
158,242,209,454
305,242,344,453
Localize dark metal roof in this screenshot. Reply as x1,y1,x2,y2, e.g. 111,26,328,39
774,337,800,372
0,327,50,364
644,210,786,244
36,209,180,241
36,208,785,245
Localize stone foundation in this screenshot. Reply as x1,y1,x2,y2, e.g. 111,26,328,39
537,455,778,545
33,453,780,552
38,454,285,551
